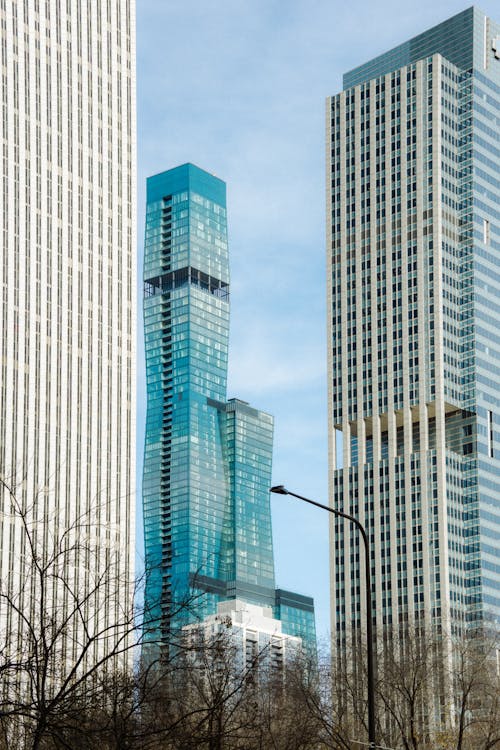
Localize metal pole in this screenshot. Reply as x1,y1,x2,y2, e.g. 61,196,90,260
270,485,376,750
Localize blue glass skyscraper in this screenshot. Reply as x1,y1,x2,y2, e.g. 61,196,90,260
143,164,315,653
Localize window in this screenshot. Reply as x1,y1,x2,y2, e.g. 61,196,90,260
487,410,494,459
483,218,490,245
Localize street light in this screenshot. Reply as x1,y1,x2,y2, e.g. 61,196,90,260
270,485,376,750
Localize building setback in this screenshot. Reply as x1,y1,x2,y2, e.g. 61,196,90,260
327,7,500,645
0,1,136,657
142,164,315,655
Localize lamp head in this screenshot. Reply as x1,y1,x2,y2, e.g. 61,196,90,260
270,485,289,495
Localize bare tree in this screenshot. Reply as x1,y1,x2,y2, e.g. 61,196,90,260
5,469,497,750
149,636,325,750
0,478,139,750
289,647,356,750
329,624,500,750
1,476,330,750
164,627,266,750
434,632,500,750
378,625,448,750
255,648,335,750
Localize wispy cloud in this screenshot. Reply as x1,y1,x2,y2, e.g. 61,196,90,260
228,325,325,397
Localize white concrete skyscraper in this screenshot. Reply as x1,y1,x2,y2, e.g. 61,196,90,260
0,1,136,657
327,7,500,648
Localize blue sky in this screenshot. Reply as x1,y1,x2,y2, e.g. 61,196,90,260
136,0,498,641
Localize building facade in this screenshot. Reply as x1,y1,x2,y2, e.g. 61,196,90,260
182,599,302,676
0,0,136,659
142,164,315,655
327,7,500,645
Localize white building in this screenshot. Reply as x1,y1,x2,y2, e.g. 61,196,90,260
327,7,500,645
0,1,136,664
182,600,302,675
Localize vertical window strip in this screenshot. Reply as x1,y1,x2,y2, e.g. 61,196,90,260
483,218,490,245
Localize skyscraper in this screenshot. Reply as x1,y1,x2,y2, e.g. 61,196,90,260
0,1,136,654
327,7,500,645
142,164,315,654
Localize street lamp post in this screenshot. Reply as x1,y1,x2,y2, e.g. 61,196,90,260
270,485,376,750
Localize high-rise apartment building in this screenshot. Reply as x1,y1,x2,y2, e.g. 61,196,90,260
182,599,302,676
0,1,136,655
327,7,500,645
142,164,315,655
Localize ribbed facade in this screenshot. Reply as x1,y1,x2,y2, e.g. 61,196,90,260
327,7,500,644
0,0,136,659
